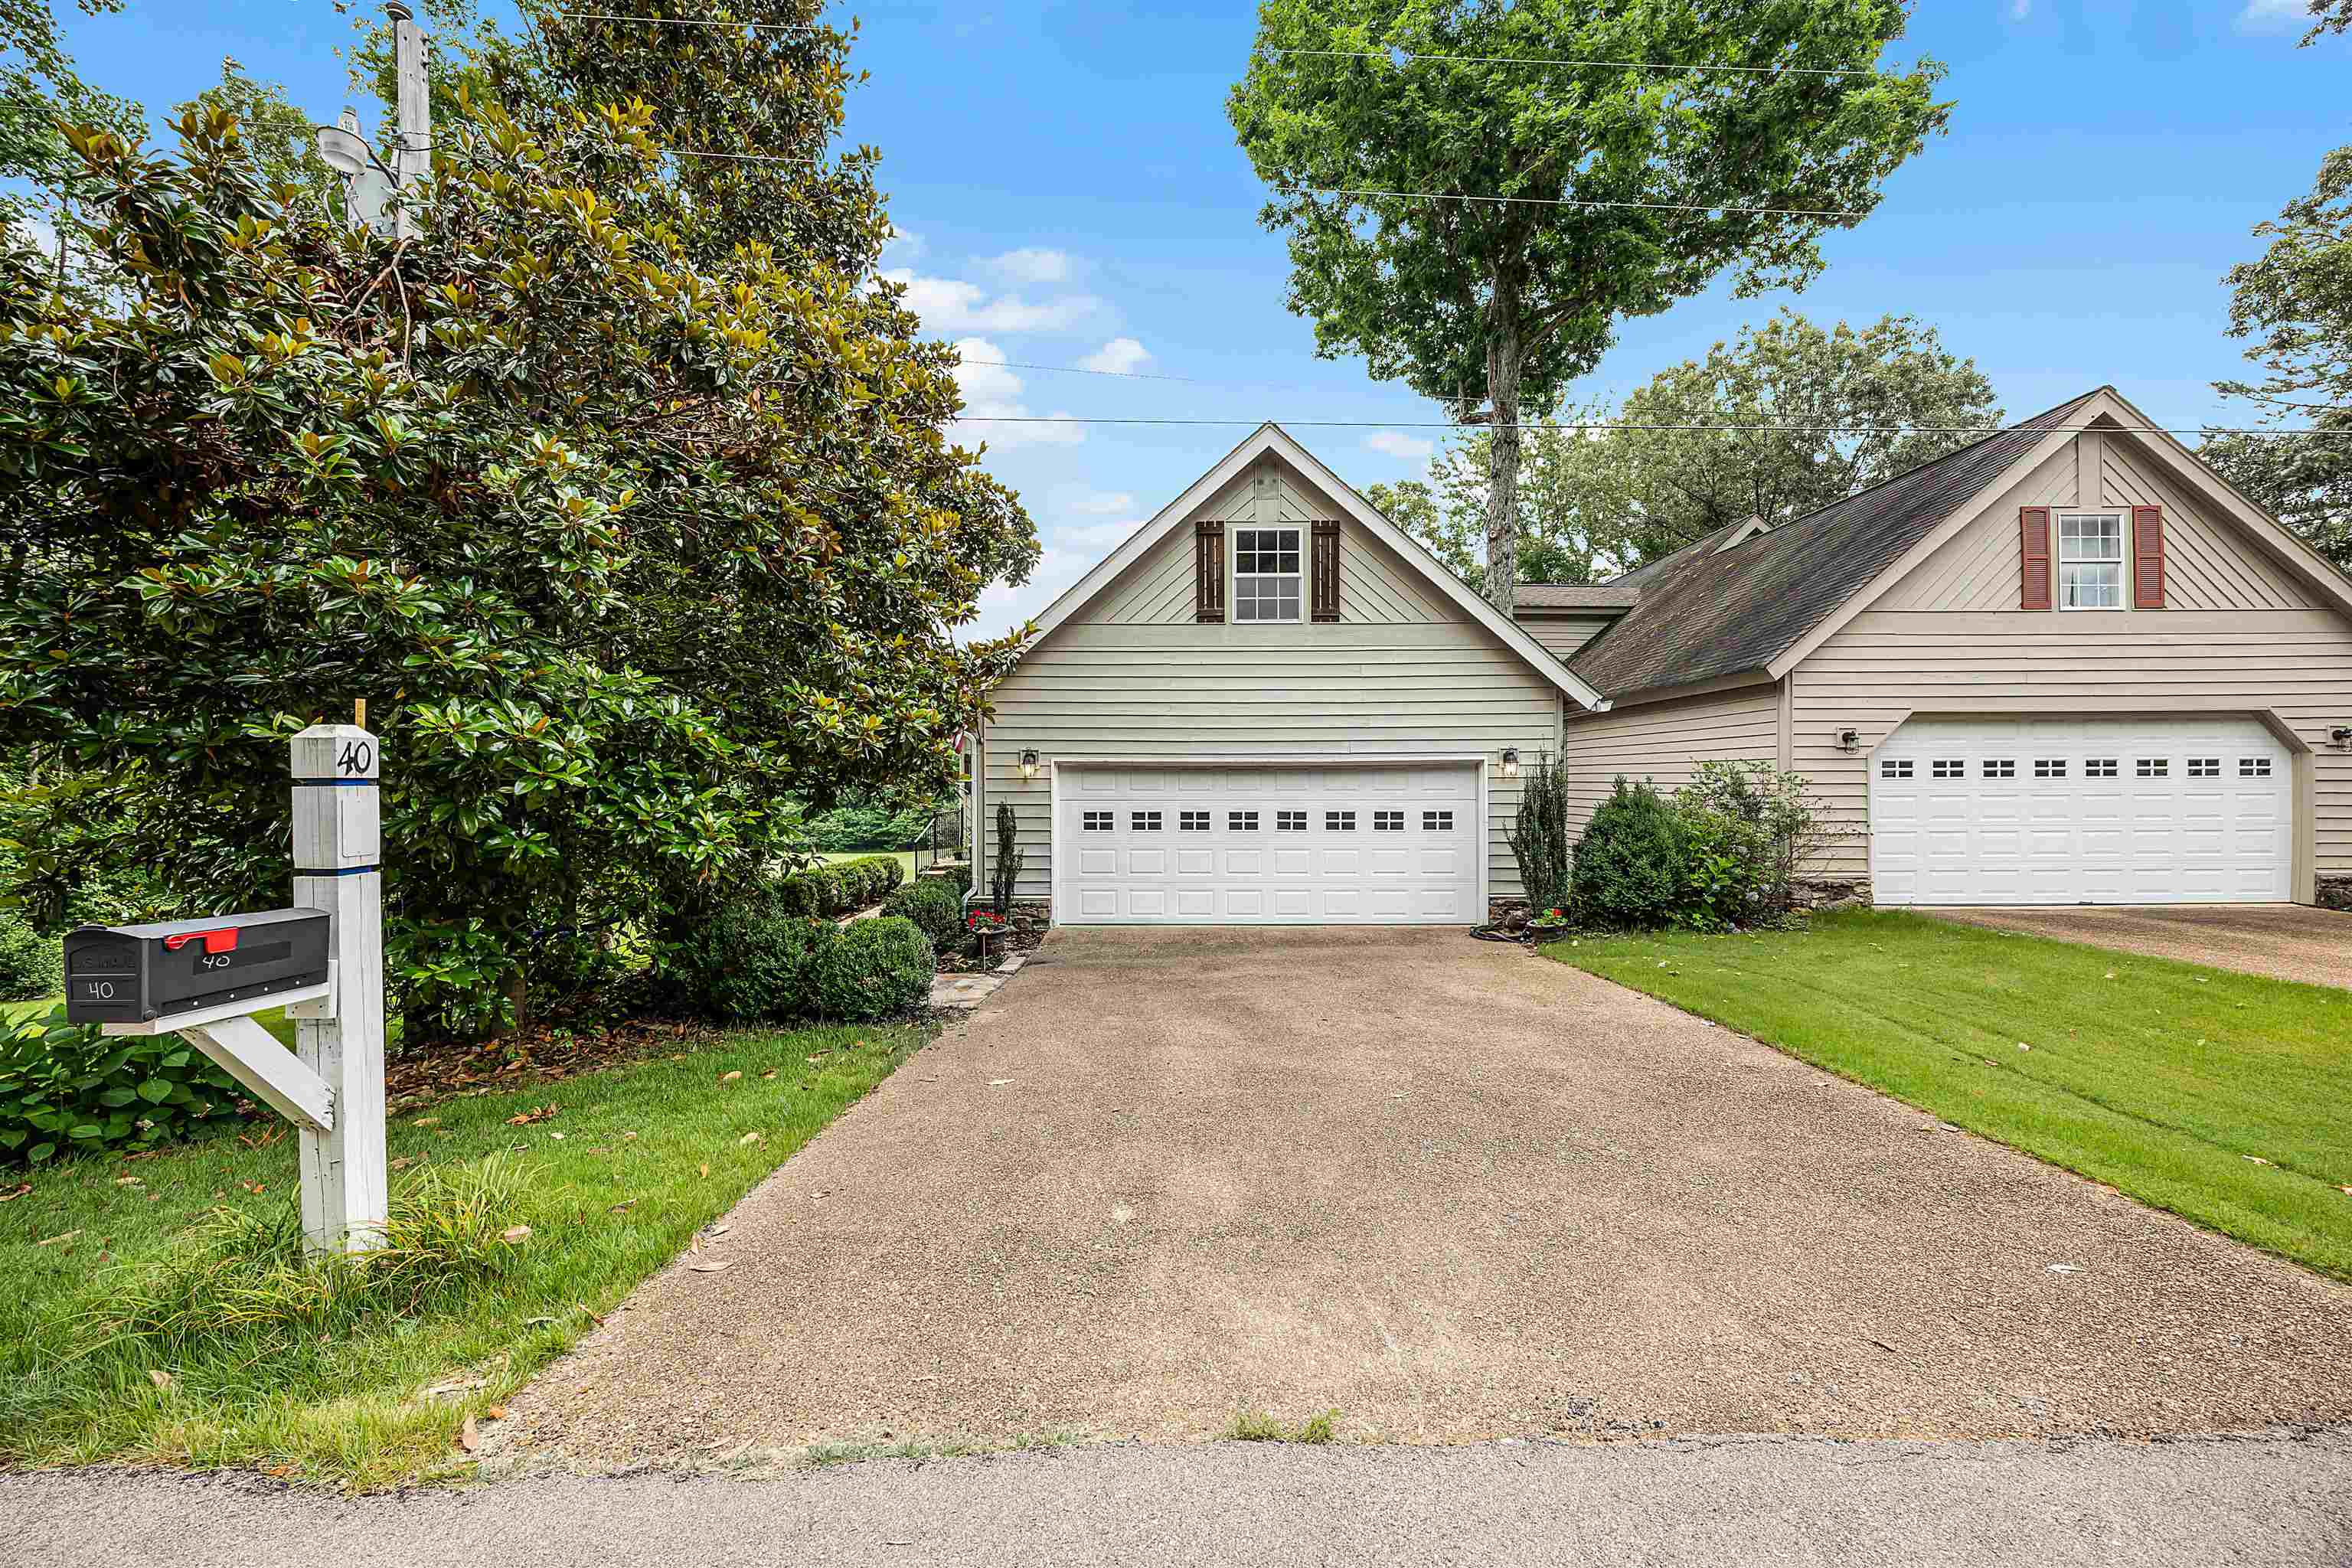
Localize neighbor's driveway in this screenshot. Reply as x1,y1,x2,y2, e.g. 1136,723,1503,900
1927,904,2352,990
497,928,2352,1466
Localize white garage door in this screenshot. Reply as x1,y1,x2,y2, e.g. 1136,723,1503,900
1056,763,1481,924
1872,716,2291,906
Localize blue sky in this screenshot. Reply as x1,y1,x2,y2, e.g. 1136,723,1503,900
47,0,2347,633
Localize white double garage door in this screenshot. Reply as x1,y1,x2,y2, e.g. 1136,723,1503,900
1055,762,1481,925
1872,715,2291,906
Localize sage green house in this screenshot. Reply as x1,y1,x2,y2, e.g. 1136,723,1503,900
975,390,2352,923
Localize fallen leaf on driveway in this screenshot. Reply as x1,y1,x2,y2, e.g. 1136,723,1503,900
688,1258,733,1273
2047,1263,2083,1275
485,1405,508,1421
988,1079,1013,1086
459,1416,479,1452
707,1222,732,1237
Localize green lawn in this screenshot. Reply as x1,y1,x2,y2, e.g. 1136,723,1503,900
1544,910,2352,1280
819,851,920,880
1,1019,929,1489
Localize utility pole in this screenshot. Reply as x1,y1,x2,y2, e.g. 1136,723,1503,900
388,0,431,241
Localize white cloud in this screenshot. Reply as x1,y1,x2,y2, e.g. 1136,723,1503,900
1076,337,1152,376
949,337,1083,450
1363,429,1436,462
984,247,1075,286
879,268,1103,334
1067,488,1136,514
2237,0,2305,29
881,224,924,263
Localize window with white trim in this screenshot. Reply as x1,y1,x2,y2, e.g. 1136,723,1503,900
1373,809,1404,831
2187,757,2220,779
2034,758,2066,779
1082,810,1113,831
1276,808,1307,831
1232,527,1302,622
2086,758,2118,778
1130,810,1162,831
1325,809,1356,831
1179,810,1210,830
2239,756,2272,778
1984,759,2016,779
1880,759,1913,779
1931,759,1963,779
2136,757,2169,778
1422,809,1455,831
1228,810,1259,831
2056,511,2124,609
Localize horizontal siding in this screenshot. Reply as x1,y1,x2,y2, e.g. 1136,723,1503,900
984,621,1562,901
1791,609,2352,879
1556,683,1783,833
1518,613,1613,659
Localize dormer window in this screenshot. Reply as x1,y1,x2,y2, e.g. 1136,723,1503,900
1233,527,1302,622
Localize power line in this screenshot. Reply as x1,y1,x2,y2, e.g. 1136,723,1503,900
1269,45,1902,78
548,10,829,31
946,416,2349,436
1292,185,1865,220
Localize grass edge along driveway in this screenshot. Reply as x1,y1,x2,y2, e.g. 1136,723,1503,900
1544,910,2352,1282
0,1020,931,1491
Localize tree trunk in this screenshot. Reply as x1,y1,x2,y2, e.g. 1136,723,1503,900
1483,275,1524,616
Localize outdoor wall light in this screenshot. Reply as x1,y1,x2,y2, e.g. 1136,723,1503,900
1835,728,1862,753
2334,727,2352,747
1500,748,1521,779
1019,747,1041,779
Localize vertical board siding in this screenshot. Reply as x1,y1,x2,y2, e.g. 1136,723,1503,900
2099,439,2317,610
1556,683,1784,833
985,625,1560,902
1789,609,2352,878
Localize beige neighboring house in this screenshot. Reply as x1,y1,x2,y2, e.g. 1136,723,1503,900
973,389,2352,924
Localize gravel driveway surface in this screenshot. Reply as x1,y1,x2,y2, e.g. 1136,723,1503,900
493,928,2352,1468
1926,904,2352,988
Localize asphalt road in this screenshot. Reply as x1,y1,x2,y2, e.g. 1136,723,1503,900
7,1430,2350,1567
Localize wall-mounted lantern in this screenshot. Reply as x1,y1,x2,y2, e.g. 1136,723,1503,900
1499,748,1521,779
1019,747,1041,780
1835,728,1861,753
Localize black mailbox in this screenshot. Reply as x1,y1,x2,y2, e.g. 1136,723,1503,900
63,909,331,1026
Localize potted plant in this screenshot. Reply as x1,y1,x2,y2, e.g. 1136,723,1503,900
966,906,1009,959
1524,906,1572,936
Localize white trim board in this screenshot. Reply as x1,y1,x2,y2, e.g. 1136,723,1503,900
1021,423,1609,712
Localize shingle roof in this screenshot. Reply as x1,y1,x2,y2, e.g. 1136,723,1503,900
1567,390,2102,701
1514,583,1640,610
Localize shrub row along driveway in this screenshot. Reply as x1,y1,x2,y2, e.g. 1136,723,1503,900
497,929,2352,1465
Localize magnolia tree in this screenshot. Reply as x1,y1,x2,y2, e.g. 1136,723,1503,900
0,0,1039,1038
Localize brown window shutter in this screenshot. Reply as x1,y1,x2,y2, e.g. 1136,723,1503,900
2132,505,2164,608
2020,506,2051,611
1194,519,1225,623
1312,520,1341,622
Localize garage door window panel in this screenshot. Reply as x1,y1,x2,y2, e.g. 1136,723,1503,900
2057,513,2124,609
1233,528,1302,623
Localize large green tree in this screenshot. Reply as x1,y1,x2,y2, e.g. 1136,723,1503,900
0,1,1038,1038
1229,0,1948,613
1369,310,1998,582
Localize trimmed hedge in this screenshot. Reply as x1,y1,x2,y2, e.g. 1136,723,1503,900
1569,778,1689,929
813,916,934,1021
777,855,905,920
2,1006,245,1164
0,910,62,1001
883,878,965,946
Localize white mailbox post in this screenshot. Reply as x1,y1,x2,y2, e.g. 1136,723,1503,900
78,724,389,1255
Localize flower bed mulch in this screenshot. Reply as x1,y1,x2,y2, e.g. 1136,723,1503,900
934,920,1046,975
384,1017,732,1116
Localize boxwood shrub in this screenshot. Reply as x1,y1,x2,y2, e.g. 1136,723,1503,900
0,910,62,1001
2,1006,245,1164
1569,778,1690,930
812,916,934,1021
883,878,964,946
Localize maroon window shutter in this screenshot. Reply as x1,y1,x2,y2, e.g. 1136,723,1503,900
1311,520,1341,622
1195,519,1225,623
2132,505,2164,608
2020,506,2051,611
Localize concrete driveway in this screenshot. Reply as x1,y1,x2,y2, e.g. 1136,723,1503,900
496,928,2352,1468
1927,904,2352,989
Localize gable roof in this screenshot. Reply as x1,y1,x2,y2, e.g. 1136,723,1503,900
1567,391,2102,701
1024,423,1609,710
